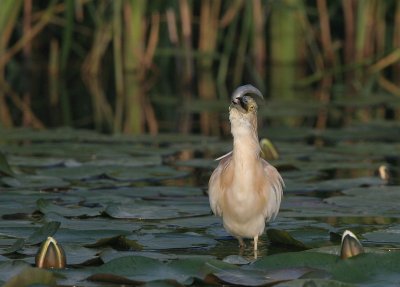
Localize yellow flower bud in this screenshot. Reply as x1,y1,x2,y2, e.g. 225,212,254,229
35,236,66,269
340,230,364,259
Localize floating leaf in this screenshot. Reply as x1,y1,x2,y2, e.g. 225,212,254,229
26,221,61,245
3,266,58,287
128,233,217,250
1,175,69,189
37,198,102,217
274,279,357,287
84,235,142,251
267,229,309,250
211,266,316,286
325,186,400,217
0,151,13,176
0,239,25,254
251,251,339,271
89,255,192,284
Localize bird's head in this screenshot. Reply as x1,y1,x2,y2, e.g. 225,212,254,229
229,85,263,129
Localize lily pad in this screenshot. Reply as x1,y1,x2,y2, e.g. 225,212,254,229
128,232,218,250
37,198,103,217
0,151,14,176
26,221,61,245
325,186,400,217
1,175,69,189
211,266,316,286
267,229,310,250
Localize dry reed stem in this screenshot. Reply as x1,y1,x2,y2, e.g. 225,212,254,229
393,2,400,84
368,49,400,74
220,0,243,28
378,76,400,97
252,0,266,77
0,79,44,128
0,2,55,69
317,0,335,67
166,9,178,44
342,0,355,64
143,13,160,69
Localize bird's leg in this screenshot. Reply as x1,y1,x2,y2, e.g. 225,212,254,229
238,237,245,248
254,236,259,259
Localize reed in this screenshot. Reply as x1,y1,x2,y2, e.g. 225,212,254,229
0,0,23,127
198,0,221,135
0,0,399,133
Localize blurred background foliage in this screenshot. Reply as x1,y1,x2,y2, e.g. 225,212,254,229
0,0,400,135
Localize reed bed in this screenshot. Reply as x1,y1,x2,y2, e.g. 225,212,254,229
0,0,399,134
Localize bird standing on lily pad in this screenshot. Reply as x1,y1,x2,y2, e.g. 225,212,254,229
208,85,284,256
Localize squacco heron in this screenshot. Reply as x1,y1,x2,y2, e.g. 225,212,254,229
208,85,284,253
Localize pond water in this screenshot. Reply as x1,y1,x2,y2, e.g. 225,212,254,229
0,104,400,285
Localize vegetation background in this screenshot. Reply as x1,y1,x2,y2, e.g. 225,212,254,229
1,0,399,135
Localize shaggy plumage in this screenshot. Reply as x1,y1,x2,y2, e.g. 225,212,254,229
208,85,284,252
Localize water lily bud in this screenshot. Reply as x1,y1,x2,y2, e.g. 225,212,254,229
35,236,66,269
260,138,279,160
378,165,390,181
340,230,364,259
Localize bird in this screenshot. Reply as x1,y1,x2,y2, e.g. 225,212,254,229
208,84,284,254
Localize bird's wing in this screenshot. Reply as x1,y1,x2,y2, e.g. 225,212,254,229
261,159,284,221
208,152,232,216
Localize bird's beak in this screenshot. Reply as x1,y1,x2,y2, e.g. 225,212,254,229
231,96,248,111
230,84,263,112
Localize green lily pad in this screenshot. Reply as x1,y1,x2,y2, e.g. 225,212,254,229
0,151,14,176
89,255,190,284
267,229,310,250
37,198,103,217
128,232,218,250
0,260,33,285
0,238,25,254
274,279,356,287
84,235,142,251
325,186,400,217
43,212,141,231
26,221,61,245
105,200,209,220
53,228,132,245
1,175,69,189
363,224,400,245
38,165,188,182
211,266,316,286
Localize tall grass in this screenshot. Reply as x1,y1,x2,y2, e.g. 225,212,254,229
0,0,399,133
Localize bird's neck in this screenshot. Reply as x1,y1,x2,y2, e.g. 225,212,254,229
231,124,261,162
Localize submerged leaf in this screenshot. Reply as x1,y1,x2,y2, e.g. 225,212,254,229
89,255,190,284
37,198,102,217
211,267,315,286
267,229,309,250
274,279,357,287
0,239,25,255
84,235,142,251
26,221,61,245
0,151,14,177
3,266,57,287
